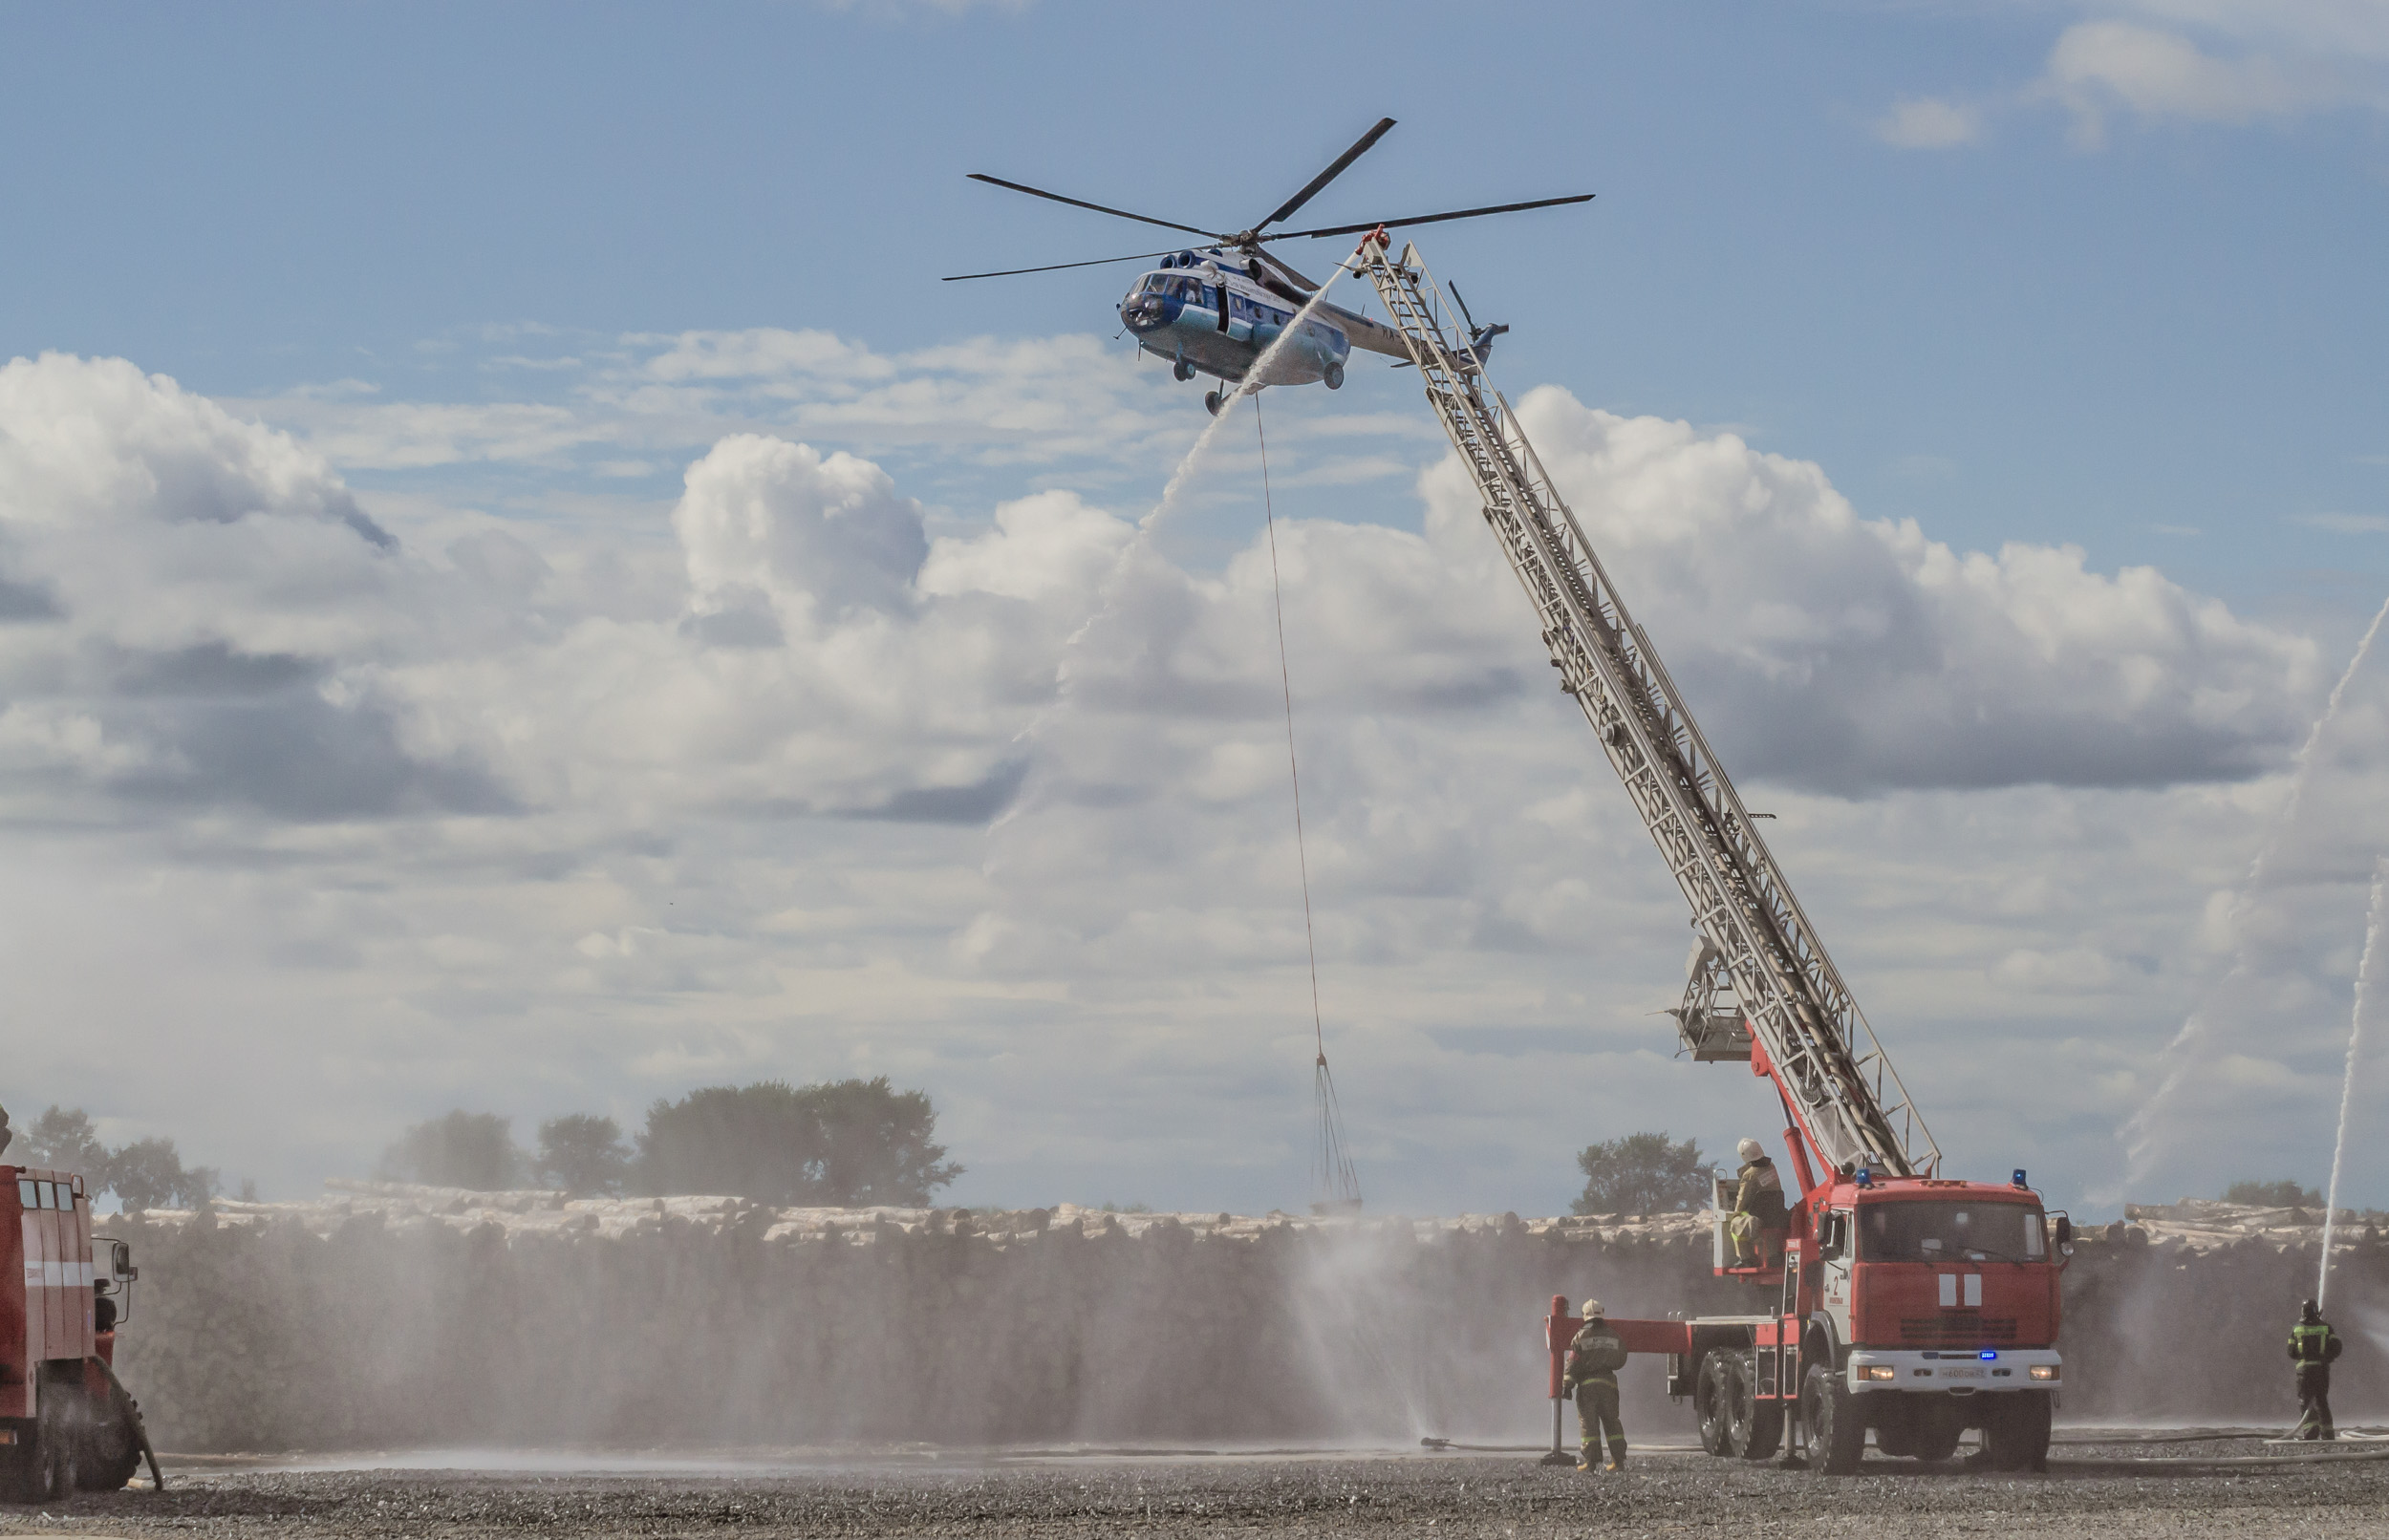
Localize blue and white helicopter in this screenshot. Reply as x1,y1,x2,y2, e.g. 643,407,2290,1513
947,118,1591,415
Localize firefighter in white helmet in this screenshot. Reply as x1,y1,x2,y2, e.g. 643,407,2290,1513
1562,1298,1629,1471
1727,1137,1788,1267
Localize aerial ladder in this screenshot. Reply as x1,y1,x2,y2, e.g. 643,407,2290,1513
1354,231,2069,1473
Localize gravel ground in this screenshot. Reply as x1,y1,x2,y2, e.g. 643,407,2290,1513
3,1437,2386,1537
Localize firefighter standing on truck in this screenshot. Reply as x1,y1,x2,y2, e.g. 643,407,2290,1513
2290,1298,2343,1440
1727,1138,1787,1266
1564,1298,1629,1472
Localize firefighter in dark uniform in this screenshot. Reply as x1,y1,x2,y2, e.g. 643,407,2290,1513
2290,1298,2343,1439
1727,1138,1788,1266
1563,1297,1629,1472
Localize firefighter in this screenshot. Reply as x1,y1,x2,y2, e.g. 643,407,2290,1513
1727,1137,1788,1266
1563,1297,1629,1472
2290,1298,2344,1440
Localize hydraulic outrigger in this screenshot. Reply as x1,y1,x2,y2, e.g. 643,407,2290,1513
1355,230,2071,1474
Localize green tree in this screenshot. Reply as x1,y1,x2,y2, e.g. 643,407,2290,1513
806,1077,964,1207
535,1113,633,1196
637,1078,962,1206
1573,1132,1710,1216
106,1137,219,1211
21,1105,108,1174
378,1111,526,1191
2224,1178,2322,1208
14,1106,216,1210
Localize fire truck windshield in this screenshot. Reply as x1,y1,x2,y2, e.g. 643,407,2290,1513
1859,1200,2045,1263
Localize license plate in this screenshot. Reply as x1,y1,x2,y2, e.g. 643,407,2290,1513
1942,1366,1987,1380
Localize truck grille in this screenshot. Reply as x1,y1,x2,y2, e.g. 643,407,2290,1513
1898,1314,2017,1344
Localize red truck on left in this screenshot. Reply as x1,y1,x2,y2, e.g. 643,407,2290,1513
2,1165,161,1501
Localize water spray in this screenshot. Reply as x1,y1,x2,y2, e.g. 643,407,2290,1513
989,254,1366,831
2123,589,2389,1190
2318,859,2386,1311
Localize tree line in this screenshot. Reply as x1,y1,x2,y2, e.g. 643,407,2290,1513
9,1105,220,1210
378,1077,963,1207
2,1077,961,1212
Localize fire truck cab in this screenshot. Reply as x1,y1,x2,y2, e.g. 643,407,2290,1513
2,1166,155,1501
1674,1168,2069,1472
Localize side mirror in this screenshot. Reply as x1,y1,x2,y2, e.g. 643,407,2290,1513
2053,1216,2072,1248
94,1237,136,1321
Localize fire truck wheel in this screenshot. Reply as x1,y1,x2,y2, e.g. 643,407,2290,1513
1800,1365,1865,1475
77,1381,142,1492
1735,1351,1782,1461
1909,1412,1963,1463
7,1385,78,1504
1693,1349,1735,1457
1981,1391,2052,1472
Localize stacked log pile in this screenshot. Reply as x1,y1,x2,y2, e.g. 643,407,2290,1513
2060,1201,2388,1423
100,1188,2383,1451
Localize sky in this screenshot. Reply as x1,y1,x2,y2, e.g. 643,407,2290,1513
2,0,2387,1221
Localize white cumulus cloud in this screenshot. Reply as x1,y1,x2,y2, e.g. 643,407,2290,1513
1875,96,1984,148
2,350,2375,1223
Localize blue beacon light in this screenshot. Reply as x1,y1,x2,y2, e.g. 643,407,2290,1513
2012,1168,2028,1187
1980,1352,1998,1361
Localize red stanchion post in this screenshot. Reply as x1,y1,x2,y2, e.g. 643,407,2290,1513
1539,1294,1582,1466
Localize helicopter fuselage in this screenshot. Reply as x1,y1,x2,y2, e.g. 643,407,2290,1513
1119,255,1354,391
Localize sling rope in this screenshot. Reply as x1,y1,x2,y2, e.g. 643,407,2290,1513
1253,393,1361,1210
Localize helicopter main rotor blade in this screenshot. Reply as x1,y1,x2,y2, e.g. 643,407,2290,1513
966,174,1220,239
1277,192,1595,242
1255,117,1396,233
943,248,1181,281
1451,282,1477,333
1249,247,1321,293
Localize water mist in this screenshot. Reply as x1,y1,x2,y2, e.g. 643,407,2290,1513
2319,861,2387,1311
2123,590,2389,1191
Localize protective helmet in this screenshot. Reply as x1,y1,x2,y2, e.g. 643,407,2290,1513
1581,1297,1604,1319
1737,1138,1764,1162
2303,1298,2321,1322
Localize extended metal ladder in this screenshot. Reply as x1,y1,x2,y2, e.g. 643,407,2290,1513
1355,234,1938,1179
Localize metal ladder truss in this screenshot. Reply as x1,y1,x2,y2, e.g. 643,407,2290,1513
1357,236,1938,1180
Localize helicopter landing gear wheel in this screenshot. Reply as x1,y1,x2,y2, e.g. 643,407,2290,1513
1204,390,1225,417
1324,361,1345,390
1173,358,1194,382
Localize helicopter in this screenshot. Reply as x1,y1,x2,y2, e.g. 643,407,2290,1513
946,118,1591,415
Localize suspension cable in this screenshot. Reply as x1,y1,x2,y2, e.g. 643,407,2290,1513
1253,394,1360,1209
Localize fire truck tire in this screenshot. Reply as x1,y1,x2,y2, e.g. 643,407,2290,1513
1981,1391,2052,1472
1910,1414,1964,1463
6,1384,77,1504
1735,1351,1782,1461
1693,1349,1735,1456
1800,1365,1865,1475
77,1381,142,1492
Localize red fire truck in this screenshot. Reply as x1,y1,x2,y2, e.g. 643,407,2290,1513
1358,232,2073,1473
3,1164,161,1500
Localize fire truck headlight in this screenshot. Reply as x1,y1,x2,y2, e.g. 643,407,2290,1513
2029,1364,2058,1381
1860,1365,1897,1381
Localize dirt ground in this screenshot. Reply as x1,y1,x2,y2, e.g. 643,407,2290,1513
4,1435,2386,1537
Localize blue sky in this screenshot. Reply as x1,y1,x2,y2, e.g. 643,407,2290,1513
9,2,2384,596
4,0,2389,1219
